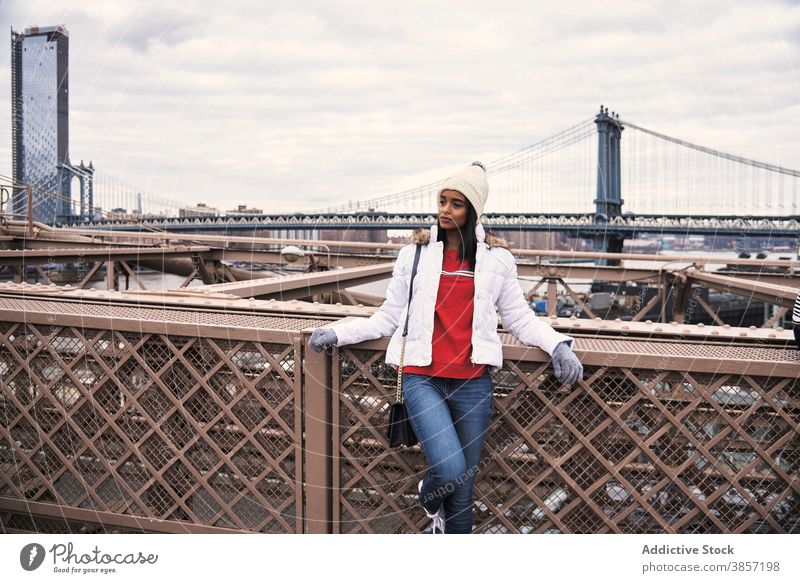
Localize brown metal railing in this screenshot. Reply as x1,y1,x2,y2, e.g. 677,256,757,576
325,330,800,534
1,297,798,533
0,297,328,533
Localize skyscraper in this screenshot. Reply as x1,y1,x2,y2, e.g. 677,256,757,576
11,25,71,224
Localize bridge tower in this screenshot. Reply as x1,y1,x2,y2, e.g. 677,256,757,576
594,106,625,262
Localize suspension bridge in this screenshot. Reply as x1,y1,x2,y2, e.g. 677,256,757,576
1,107,799,535
4,107,799,244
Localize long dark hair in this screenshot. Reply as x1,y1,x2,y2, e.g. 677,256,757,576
437,199,480,270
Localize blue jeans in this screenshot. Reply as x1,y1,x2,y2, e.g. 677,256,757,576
402,370,494,534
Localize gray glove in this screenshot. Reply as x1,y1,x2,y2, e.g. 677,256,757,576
551,341,582,384
309,327,338,352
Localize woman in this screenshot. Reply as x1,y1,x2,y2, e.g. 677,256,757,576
309,161,583,534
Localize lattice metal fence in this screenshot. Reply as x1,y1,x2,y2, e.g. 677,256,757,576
330,336,800,534
0,300,318,533
1,296,798,534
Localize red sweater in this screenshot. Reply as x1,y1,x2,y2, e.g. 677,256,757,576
402,249,488,379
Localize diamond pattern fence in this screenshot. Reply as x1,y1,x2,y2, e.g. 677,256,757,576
0,298,319,533
330,335,800,533
1,298,798,534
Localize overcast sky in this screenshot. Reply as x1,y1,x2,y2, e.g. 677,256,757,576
0,0,798,213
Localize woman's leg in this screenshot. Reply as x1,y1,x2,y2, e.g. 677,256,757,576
440,370,494,534
402,373,467,517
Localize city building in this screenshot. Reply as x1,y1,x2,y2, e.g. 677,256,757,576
11,25,94,224
180,202,220,218
226,204,264,216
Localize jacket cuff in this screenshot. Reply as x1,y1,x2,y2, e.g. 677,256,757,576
538,331,574,357
329,318,362,347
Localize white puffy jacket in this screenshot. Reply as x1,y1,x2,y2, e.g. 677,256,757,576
330,221,574,373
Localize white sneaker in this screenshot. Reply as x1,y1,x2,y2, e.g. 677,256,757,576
418,478,446,534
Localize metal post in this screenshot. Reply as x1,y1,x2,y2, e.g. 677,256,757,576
672,274,690,324
106,261,116,291
302,329,333,533
547,279,558,317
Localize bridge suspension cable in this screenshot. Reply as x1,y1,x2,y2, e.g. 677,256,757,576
313,117,597,214
620,119,800,178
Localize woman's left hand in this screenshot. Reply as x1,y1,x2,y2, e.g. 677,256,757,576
551,341,583,385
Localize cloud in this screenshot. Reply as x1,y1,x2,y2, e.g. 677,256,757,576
0,0,798,216
107,9,201,53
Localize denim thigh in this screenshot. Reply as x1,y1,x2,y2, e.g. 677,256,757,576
402,370,493,530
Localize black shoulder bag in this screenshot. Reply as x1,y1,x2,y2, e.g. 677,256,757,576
387,244,422,448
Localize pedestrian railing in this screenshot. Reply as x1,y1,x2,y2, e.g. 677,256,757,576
1,297,798,533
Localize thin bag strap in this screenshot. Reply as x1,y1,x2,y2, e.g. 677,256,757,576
403,244,422,337
395,244,422,404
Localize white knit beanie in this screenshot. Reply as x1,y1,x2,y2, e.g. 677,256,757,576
438,161,489,218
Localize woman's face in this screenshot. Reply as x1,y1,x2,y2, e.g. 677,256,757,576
438,189,468,231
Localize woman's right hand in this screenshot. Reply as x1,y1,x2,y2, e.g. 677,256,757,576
309,328,338,352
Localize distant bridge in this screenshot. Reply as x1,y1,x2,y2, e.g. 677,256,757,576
63,211,800,239
7,107,800,253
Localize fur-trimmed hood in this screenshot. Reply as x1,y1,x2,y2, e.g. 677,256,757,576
409,222,510,249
